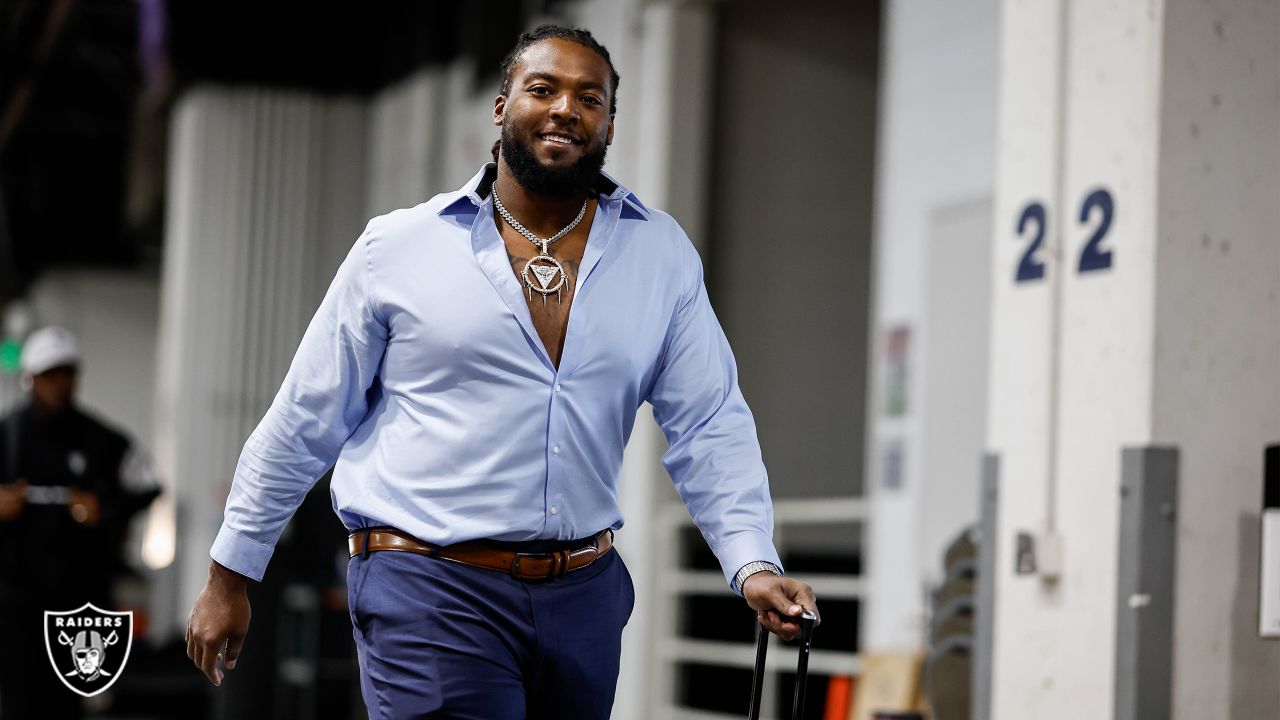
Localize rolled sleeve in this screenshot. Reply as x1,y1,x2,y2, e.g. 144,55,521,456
648,239,782,588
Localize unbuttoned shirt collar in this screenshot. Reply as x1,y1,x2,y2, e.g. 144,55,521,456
440,163,652,221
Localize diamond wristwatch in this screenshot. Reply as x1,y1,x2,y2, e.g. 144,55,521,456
732,560,782,595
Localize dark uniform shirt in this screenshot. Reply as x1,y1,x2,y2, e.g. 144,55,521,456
0,403,143,607
0,403,160,719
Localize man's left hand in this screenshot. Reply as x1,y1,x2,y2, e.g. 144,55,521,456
742,573,820,641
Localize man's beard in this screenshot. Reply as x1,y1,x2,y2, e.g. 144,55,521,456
500,127,608,198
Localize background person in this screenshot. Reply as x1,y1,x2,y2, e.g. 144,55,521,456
0,326,160,720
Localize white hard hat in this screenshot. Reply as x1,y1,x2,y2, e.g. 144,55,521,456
20,326,80,376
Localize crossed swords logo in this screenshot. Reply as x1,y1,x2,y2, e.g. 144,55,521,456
44,604,133,697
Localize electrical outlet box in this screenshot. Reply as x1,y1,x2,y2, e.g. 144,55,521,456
1014,531,1036,575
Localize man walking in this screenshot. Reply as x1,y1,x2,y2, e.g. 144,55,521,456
186,25,818,718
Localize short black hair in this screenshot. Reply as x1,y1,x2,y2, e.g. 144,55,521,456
499,25,621,116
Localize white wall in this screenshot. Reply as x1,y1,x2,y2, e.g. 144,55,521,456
28,269,161,444
921,198,992,583
864,0,999,651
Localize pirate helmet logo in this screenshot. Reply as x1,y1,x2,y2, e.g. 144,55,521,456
44,603,133,697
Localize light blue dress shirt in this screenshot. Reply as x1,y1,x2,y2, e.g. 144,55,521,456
211,164,781,589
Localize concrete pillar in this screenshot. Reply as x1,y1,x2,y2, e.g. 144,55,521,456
1154,1,1280,715
988,0,1280,716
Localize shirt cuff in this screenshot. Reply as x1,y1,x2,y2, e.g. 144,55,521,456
210,524,275,582
714,531,783,591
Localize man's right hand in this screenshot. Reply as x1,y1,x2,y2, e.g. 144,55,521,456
0,481,27,521
186,560,252,687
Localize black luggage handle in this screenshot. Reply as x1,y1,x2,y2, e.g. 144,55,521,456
748,610,818,720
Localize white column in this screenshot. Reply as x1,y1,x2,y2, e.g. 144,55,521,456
153,87,368,634
990,0,1164,714
989,0,1280,715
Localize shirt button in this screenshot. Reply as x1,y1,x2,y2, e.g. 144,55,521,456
550,506,558,515
555,384,562,393
552,445,560,454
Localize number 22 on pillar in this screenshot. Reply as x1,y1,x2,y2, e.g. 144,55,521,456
1013,188,1115,284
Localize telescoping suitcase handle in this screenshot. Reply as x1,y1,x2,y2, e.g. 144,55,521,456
747,610,818,720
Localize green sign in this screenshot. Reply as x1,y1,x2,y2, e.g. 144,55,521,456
0,339,20,374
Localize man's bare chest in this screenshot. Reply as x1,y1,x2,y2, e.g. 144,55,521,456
499,228,589,367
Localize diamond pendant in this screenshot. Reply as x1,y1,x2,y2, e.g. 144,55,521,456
522,254,566,306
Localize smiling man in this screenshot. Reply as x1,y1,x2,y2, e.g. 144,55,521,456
185,25,817,719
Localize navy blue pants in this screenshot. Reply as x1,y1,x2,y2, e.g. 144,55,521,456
347,544,635,719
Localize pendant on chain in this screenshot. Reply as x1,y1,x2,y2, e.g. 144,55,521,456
522,252,566,307
491,182,581,309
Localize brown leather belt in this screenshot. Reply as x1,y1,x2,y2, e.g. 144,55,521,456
348,527,614,581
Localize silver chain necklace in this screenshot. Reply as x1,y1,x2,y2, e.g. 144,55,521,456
492,181,587,306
